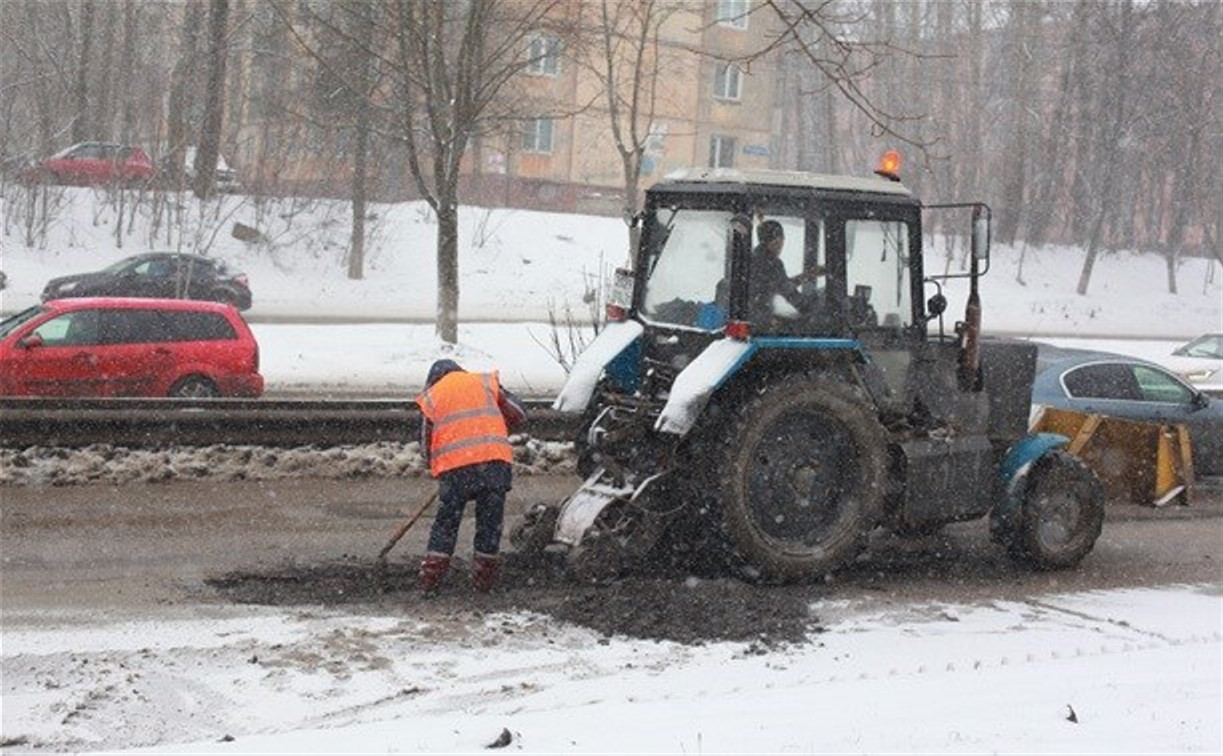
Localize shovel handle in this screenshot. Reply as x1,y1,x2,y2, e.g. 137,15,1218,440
376,490,439,562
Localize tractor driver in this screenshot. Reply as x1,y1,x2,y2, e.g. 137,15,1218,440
748,219,826,328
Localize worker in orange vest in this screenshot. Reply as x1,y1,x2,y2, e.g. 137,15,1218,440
416,359,526,593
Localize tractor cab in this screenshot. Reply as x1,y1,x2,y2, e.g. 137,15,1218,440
568,159,995,435
631,166,921,345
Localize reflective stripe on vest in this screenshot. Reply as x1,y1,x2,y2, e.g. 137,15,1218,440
416,371,512,477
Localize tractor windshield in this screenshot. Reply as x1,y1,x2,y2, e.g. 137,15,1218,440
638,208,735,330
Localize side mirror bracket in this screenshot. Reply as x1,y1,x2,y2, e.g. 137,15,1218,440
923,278,949,341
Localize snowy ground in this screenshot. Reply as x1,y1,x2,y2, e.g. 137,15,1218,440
2,585,1219,753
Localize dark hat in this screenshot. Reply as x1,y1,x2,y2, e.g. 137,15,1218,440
758,220,784,243
426,359,464,388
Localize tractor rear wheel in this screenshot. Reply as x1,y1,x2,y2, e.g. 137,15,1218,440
713,374,888,582
1008,451,1104,569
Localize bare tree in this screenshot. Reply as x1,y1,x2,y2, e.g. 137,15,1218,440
385,0,562,343
167,1,205,191
1076,0,1133,296
995,0,1039,246
193,0,231,200
119,0,138,145
755,0,934,157
347,1,377,280
578,0,676,253
91,1,118,140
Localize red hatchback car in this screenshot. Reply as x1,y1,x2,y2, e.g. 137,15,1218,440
23,142,156,187
0,298,263,398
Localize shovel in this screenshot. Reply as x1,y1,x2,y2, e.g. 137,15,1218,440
374,490,439,581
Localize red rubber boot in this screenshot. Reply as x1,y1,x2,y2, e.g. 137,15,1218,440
471,553,501,593
419,554,451,594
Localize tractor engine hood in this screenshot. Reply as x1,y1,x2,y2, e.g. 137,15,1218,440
553,320,644,412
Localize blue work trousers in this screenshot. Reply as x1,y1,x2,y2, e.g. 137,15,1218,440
426,461,512,556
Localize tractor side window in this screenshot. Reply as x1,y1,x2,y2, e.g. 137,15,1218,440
845,219,911,330
640,209,734,330
747,215,817,331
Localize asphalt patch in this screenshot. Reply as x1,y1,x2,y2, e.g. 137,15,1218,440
206,552,821,646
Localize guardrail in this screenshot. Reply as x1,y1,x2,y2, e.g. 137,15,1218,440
0,398,580,448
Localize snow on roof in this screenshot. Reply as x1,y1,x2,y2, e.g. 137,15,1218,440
658,167,912,196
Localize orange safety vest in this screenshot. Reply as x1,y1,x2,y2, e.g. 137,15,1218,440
416,371,513,477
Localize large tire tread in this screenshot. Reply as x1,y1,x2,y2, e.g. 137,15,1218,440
708,373,888,583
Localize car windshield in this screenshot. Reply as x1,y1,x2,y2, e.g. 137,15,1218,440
638,207,735,331
50,143,83,159
1173,334,1223,359
0,305,48,338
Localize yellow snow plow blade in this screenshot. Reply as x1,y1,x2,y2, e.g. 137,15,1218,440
1030,407,1195,506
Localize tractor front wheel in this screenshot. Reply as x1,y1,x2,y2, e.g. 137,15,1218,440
1008,451,1104,569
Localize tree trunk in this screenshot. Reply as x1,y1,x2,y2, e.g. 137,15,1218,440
24,2,55,157
93,3,118,141
623,154,641,266
436,198,460,344
168,1,205,191
120,0,137,145
349,113,369,280
193,0,230,200
997,0,1036,245
1028,0,1086,247
1076,0,1133,296
223,0,247,162
964,0,982,199
348,0,375,281
72,0,96,143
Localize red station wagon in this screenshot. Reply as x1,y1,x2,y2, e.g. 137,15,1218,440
23,142,156,187
0,298,263,398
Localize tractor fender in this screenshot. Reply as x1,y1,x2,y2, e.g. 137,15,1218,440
990,432,1070,540
655,337,862,436
553,320,644,412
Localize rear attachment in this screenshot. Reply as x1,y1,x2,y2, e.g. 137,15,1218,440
510,466,671,583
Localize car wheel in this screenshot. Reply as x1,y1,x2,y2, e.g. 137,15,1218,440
169,376,221,398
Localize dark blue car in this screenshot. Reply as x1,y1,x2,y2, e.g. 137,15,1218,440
1031,346,1223,477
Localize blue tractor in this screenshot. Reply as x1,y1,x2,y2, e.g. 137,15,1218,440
515,158,1104,583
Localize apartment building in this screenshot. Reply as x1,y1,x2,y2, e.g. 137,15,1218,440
471,0,781,213
229,0,781,213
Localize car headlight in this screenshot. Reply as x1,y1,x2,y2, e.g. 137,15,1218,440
57,281,77,293
1180,368,1217,383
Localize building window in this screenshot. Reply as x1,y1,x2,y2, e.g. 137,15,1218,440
709,135,736,168
527,35,562,76
713,63,742,101
715,0,749,29
522,118,554,153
